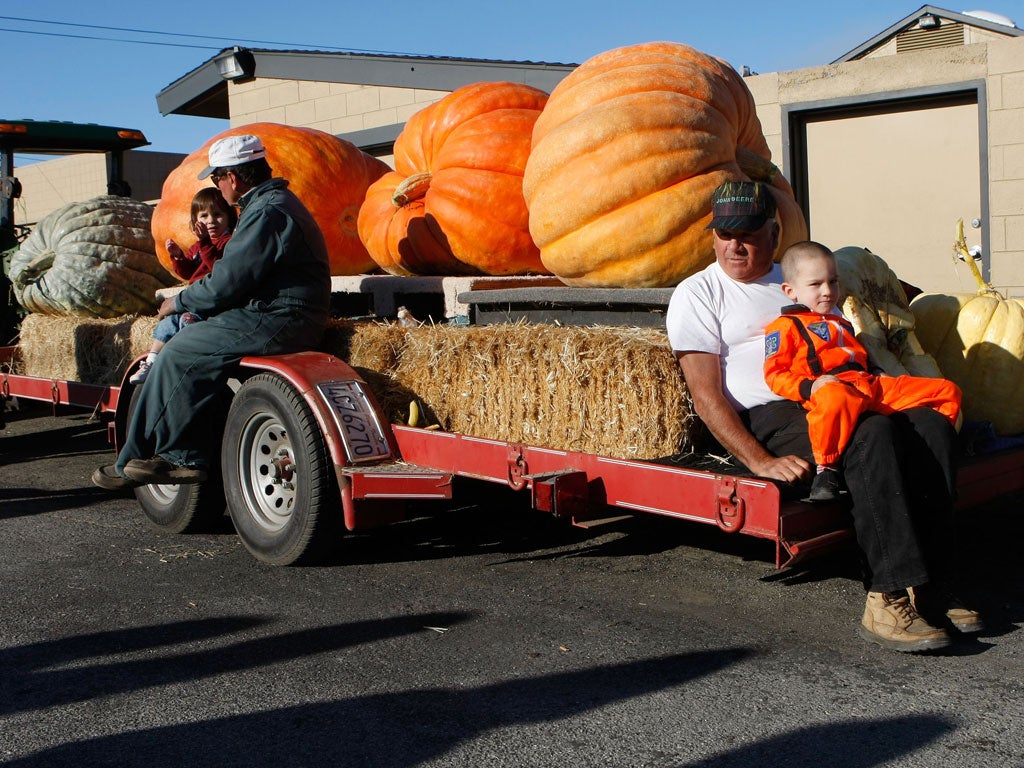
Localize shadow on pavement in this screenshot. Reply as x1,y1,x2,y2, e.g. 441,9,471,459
0,611,475,717
3,646,754,767
680,715,954,768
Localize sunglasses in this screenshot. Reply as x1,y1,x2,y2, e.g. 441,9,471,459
210,170,229,185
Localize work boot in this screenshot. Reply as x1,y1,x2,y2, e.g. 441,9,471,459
859,590,953,652
808,469,842,502
123,457,208,485
909,584,985,634
92,465,142,491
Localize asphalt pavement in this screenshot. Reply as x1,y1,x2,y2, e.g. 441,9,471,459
1,399,1022,767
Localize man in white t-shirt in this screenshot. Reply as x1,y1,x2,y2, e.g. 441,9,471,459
667,180,981,653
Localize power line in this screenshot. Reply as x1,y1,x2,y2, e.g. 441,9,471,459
0,15,419,56
0,26,215,50
0,14,312,48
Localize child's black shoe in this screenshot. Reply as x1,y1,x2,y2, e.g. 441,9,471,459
808,468,842,502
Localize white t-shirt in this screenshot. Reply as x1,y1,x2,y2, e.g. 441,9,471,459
666,261,787,411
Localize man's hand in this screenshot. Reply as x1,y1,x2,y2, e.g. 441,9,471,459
747,453,813,484
157,296,177,318
678,350,813,485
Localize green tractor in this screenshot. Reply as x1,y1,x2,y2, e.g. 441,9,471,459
0,119,149,344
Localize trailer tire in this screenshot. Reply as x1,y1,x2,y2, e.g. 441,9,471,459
128,387,226,533
222,372,341,566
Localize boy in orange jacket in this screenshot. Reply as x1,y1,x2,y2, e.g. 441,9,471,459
763,241,961,502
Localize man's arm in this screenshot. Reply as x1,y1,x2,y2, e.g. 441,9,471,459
176,206,285,317
677,350,811,483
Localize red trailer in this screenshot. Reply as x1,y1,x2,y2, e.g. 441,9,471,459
4,343,1022,568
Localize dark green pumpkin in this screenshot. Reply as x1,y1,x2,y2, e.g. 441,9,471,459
9,196,177,317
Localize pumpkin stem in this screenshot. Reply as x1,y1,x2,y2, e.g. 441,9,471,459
16,249,56,286
735,146,779,183
392,172,433,207
954,218,1002,298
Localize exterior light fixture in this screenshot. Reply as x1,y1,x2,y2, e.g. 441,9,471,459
214,47,256,82
918,14,941,29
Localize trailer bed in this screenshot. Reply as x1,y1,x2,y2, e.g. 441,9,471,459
5,346,1024,570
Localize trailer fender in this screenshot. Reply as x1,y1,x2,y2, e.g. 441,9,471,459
238,351,398,528
240,349,396,457
110,358,146,453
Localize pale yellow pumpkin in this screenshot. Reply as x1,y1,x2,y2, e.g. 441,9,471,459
909,221,1024,435
912,292,1024,435
834,246,943,378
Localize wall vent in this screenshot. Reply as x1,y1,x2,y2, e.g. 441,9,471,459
896,22,965,53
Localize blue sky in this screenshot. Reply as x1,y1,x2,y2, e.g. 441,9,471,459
4,1,1021,162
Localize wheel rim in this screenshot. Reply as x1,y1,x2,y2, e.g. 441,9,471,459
147,483,180,504
236,411,297,532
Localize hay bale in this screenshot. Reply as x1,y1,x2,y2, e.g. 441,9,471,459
320,318,411,418
18,313,698,459
20,314,133,383
320,320,696,459
130,317,160,357
384,323,695,459
19,313,159,384
321,318,406,373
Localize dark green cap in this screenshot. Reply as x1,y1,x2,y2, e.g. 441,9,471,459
706,181,777,231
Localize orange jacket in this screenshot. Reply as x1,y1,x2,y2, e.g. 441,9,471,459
763,305,872,403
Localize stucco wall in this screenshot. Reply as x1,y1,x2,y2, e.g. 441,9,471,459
747,37,1024,295
11,151,184,227
987,37,1024,294
227,78,448,166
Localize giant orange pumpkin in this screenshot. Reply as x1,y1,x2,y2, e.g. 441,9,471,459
523,42,807,288
357,82,550,276
151,123,390,277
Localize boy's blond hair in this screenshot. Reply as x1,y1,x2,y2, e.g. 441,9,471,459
780,241,834,284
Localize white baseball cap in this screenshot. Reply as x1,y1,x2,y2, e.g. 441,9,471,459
198,134,266,179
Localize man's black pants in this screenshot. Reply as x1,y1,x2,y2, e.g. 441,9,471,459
743,400,958,592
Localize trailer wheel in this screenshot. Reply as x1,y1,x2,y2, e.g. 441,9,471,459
222,372,341,566
128,387,226,533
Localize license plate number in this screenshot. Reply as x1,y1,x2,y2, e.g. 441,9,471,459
317,380,390,463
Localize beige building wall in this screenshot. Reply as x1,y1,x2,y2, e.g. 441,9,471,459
746,36,1024,296
12,151,184,226
226,78,450,167
987,37,1024,296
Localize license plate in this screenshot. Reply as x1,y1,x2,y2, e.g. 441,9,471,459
316,380,391,463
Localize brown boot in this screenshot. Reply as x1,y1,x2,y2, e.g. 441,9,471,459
859,590,953,652
908,584,985,634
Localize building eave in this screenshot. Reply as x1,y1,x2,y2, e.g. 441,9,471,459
156,48,578,118
156,57,228,118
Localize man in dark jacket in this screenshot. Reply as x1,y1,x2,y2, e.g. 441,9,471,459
93,134,331,488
